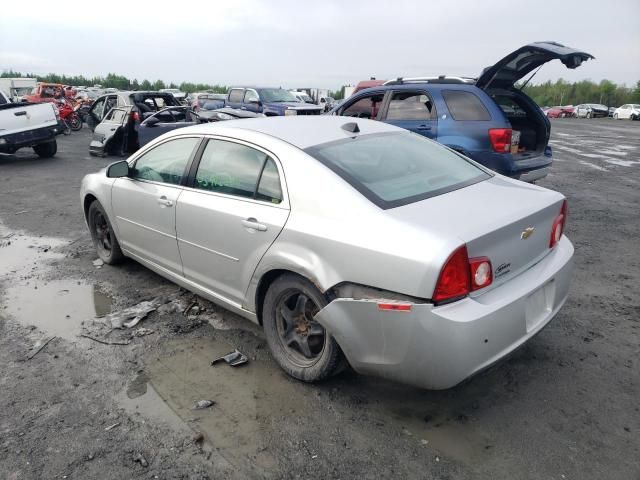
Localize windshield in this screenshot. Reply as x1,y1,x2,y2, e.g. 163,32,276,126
305,132,490,209
258,88,297,102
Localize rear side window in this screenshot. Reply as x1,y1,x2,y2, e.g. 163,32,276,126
386,91,435,120
228,89,244,103
194,140,282,203
442,90,491,121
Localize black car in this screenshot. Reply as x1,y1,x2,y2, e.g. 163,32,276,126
574,104,609,118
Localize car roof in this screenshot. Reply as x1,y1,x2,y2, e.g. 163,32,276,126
172,116,403,149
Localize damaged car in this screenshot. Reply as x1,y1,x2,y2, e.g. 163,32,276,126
80,116,574,390
87,91,181,156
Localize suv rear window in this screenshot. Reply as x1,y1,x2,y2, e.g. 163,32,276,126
442,90,491,121
305,132,490,209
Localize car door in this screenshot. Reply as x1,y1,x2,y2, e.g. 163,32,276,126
89,107,132,156
620,105,629,119
111,136,201,275
338,91,388,120
86,96,107,131
379,89,437,139
138,107,198,148
176,138,289,306
242,89,262,113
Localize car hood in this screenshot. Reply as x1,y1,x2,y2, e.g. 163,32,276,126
476,41,594,90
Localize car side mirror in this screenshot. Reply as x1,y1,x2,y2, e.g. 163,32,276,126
145,116,160,127
106,160,129,178
249,99,261,105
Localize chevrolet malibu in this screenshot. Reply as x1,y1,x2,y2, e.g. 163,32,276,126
80,116,574,389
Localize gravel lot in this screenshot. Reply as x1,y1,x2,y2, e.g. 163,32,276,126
1,118,638,480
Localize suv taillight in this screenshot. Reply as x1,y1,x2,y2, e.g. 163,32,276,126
433,246,493,303
549,200,568,248
488,128,512,153
52,104,60,121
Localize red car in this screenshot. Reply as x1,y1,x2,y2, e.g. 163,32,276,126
23,83,66,104
546,105,574,118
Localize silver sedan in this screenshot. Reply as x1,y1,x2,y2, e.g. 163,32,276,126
80,116,573,389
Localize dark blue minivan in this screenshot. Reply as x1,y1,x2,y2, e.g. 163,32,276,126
330,42,593,182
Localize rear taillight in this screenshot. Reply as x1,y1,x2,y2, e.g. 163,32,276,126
433,247,494,303
52,104,60,121
433,246,471,303
130,111,140,122
469,257,493,291
488,128,512,153
549,200,568,248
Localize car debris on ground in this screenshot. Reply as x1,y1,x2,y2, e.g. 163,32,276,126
211,349,249,367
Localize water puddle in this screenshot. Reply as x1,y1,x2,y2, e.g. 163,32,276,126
123,336,492,470
3,280,113,340
0,225,113,339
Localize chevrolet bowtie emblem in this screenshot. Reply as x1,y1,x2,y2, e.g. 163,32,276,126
521,227,535,240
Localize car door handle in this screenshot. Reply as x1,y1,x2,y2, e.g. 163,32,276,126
157,196,173,207
14,111,27,116
241,218,267,231
416,125,432,130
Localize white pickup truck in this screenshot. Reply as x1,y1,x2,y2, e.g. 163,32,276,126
0,89,62,158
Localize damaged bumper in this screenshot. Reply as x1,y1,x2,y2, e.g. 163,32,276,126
315,236,574,390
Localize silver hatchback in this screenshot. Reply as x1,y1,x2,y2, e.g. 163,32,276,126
80,116,573,389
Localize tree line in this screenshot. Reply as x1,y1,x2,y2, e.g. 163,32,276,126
522,78,640,107
2,69,638,106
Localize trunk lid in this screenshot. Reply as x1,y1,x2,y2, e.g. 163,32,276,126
476,41,594,90
388,176,566,290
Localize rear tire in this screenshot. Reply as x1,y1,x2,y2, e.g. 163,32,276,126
70,114,83,131
87,200,124,264
262,274,343,383
33,141,57,158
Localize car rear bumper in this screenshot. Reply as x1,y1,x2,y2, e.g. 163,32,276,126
315,236,574,390
0,124,61,153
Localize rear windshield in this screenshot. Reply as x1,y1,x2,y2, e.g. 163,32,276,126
305,132,490,209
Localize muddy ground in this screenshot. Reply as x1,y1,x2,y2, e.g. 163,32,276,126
0,118,638,480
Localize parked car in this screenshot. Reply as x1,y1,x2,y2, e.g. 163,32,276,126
0,89,62,157
135,106,264,149
329,42,594,182
23,83,66,104
0,77,37,102
80,116,574,390
545,106,574,118
190,93,226,111
160,88,188,104
573,104,608,118
197,106,265,122
290,91,315,103
613,104,640,120
87,91,181,156
224,87,323,116
608,106,617,117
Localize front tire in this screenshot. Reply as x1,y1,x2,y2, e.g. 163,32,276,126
262,274,343,382
88,201,124,264
70,114,83,131
613,113,618,119
33,140,57,158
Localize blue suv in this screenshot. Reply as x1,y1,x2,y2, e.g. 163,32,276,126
329,42,593,182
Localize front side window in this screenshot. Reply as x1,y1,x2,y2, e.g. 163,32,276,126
257,88,297,102
91,98,106,120
105,108,127,123
305,132,490,209
442,90,491,121
194,140,282,203
132,137,200,185
386,91,434,120
341,93,384,119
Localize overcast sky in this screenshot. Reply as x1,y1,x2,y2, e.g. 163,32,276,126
1,0,638,89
